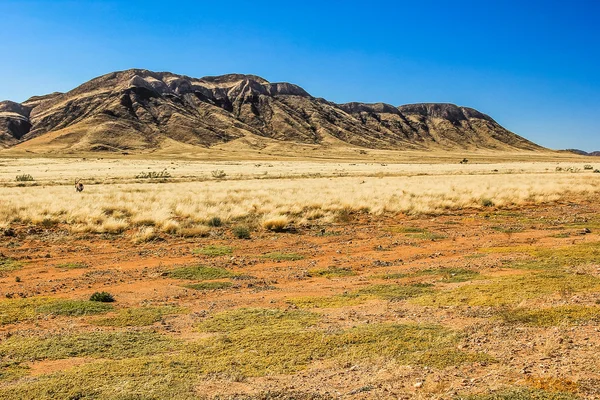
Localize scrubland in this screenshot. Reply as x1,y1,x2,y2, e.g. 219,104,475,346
1,157,600,399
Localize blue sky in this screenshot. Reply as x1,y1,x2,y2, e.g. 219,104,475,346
1,0,599,150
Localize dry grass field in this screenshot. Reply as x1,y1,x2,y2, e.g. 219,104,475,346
1,156,600,399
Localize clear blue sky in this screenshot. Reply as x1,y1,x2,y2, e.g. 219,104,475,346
2,0,599,151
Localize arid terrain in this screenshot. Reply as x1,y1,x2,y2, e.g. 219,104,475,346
1,156,600,399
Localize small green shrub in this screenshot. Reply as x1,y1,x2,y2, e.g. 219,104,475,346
89,292,115,303
583,164,594,170
233,225,251,239
207,216,222,227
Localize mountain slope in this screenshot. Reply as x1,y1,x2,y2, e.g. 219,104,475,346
0,69,543,153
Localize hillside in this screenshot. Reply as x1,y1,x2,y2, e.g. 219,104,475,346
0,69,543,153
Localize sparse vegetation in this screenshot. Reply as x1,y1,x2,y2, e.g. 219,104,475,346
498,305,600,326
186,281,233,291
211,169,227,179
135,169,171,179
207,216,222,227
0,257,22,274
92,306,185,327
261,252,304,261
15,174,34,182
56,262,88,269
309,266,355,278
193,245,233,257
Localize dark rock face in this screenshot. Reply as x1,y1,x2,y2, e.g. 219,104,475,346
0,69,543,152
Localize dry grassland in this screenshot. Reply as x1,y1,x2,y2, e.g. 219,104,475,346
1,156,600,399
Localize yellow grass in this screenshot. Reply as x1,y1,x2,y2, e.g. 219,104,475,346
1,158,599,236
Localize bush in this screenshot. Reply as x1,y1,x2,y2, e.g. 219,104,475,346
211,169,227,179
207,217,222,227
233,225,251,239
594,169,600,173
89,292,115,302
584,164,594,170
15,174,34,182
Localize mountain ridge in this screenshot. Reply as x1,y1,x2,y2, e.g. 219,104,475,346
0,69,544,153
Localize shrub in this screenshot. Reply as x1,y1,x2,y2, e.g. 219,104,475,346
15,174,34,182
211,169,226,179
89,292,115,303
207,217,222,227
584,164,594,170
595,169,600,173
233,225,251,239
481,198,495,207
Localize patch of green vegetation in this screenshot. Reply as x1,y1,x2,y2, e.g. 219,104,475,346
0,309,491,398
386,226,426,234
309,266,356,278
0,331,178,363
186,281,233,291
261,252,304,261
491,225,524,234
414,272,600,307
290,283,435,309
288,293,363,309
551,232,571,238
192,245,233,257
0,361,29,382
0,257,22,274
167,265,234,280
56,262,89,269
482,241,600,271
194,309,491,376
498,305,600,326
461,387,580,400
0,297,113,325
357,283,434,300
406,232,448,241
374,268,479,283
92,306,185,327
198,308,319,333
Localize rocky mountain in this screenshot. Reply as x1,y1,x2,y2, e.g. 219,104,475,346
0,69,543,153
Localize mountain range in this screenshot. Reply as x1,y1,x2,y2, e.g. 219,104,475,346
0,69,544,153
